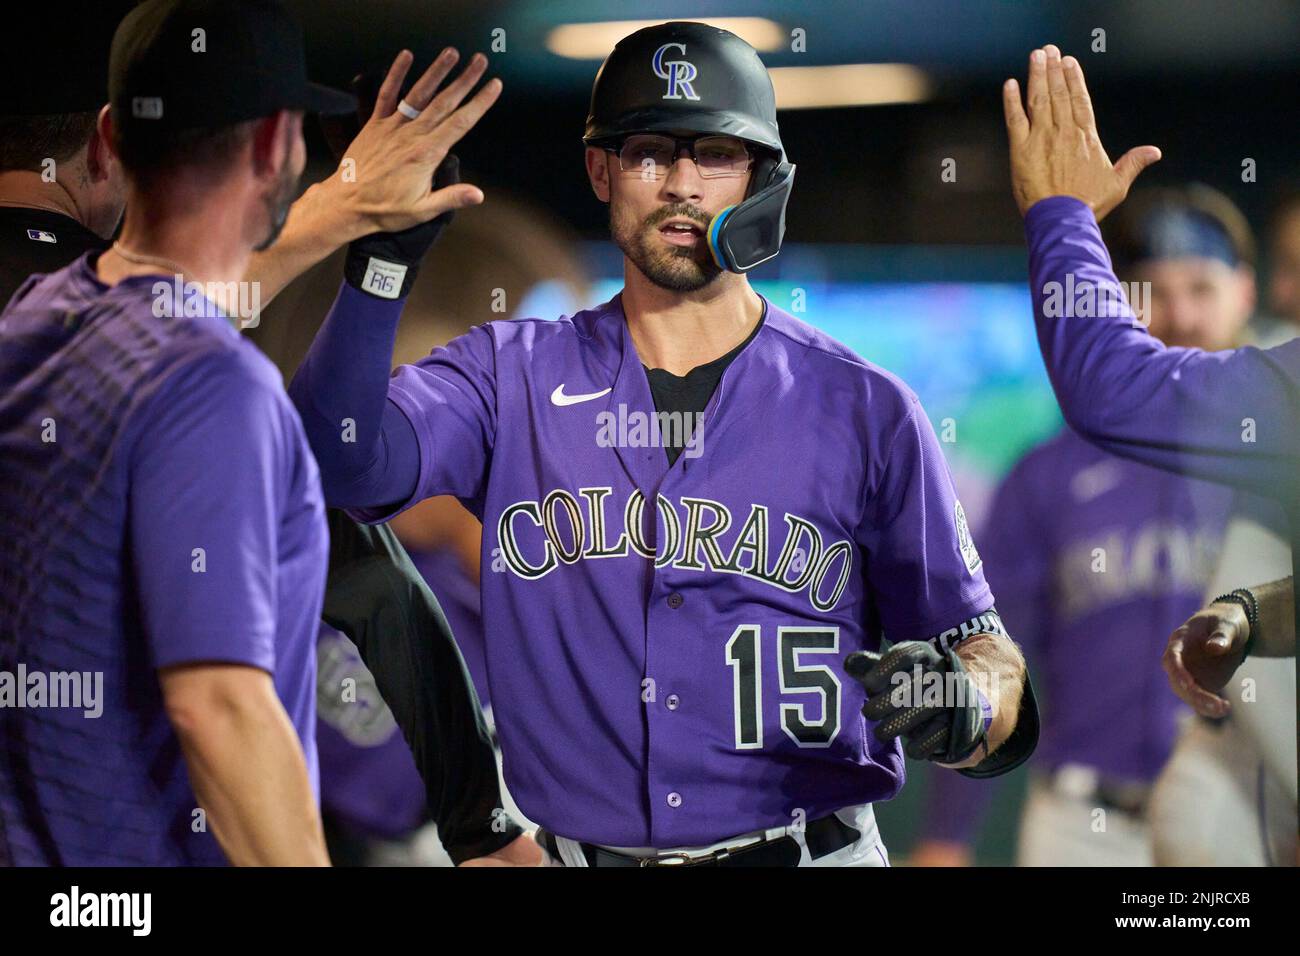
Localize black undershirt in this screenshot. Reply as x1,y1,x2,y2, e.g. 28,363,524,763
642,301,767,465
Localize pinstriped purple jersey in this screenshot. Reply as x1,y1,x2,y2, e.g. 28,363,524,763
0,254,326,865
354,295,996,847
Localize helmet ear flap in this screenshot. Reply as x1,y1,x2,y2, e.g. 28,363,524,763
707,158,795,274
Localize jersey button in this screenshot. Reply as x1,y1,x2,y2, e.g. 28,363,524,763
665,694,680,710
667,592,684,609
666,792,683,808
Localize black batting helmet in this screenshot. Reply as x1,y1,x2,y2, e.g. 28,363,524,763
583,21,795,274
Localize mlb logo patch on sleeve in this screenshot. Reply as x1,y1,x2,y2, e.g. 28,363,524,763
955,501,982,574
26,229,57,243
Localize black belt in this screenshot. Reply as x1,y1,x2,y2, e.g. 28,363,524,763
536,814,861,867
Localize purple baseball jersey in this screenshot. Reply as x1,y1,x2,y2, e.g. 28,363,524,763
315,625,427,839
923,428,1232,844
351,296,995,847
0,253,327,865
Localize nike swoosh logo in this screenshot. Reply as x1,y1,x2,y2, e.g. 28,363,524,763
550,384,612,407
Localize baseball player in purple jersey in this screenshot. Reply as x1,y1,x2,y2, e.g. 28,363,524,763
1002,46,1299,821
917,187,1259,865
0,0,355,864
1004,46,1300,507
290,22,1038,867
919,441,1233,865
0,0,514,866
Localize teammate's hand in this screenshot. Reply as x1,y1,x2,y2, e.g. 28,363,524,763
1002,44,1161,222
844,642,988,768
458,832,544,867
326,48,502,236
1162,603,1249,718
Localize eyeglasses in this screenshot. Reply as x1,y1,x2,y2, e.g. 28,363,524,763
610,134,754,180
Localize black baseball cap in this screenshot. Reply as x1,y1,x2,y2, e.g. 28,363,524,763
109,0,355,133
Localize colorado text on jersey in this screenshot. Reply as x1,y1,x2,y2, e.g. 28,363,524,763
496,486,855,612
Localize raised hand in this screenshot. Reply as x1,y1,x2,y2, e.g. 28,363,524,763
333,48,503,235
1003,45,1161,222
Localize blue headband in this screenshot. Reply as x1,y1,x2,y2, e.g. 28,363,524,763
1135,207,1239,267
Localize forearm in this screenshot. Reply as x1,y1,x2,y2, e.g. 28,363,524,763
287,281,420,508
1244,576,1295,657
165,671,328,866
1026,197,1300,493
245,181,366,306
953,632,1026,757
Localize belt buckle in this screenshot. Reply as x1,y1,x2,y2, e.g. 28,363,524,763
640,844,743,867
639,851,698,867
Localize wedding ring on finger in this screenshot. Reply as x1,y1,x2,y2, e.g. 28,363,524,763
397,99,422,120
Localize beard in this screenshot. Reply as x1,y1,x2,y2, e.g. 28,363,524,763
611,200,722,292
253,151,300,252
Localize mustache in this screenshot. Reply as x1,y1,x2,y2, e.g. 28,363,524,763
645,204,712,230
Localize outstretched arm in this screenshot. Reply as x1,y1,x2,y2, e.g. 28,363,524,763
287,50,501,510
1004,46,1300,496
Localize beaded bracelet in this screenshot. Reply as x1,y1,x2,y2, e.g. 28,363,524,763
1212,588,1259,658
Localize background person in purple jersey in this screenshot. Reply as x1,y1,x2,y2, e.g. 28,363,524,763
1002,45,1300,844
914,186,1253,867
1140,196,1298,868
289,21,1036,868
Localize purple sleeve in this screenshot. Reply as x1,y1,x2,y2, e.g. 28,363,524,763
288,281,420,511
128,349,287,671
1026,196,1300,495
859,396,994,640
351,325,499,523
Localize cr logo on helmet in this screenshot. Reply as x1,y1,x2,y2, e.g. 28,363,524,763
652,42,700,101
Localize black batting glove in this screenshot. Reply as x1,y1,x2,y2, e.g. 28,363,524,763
844,641,988,765
344,153,460,300
326,68,461,301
